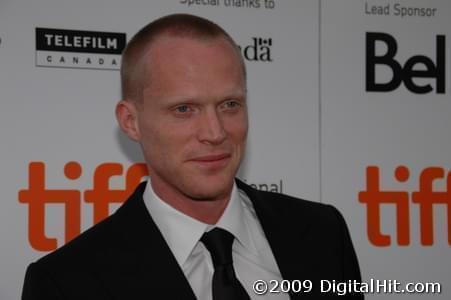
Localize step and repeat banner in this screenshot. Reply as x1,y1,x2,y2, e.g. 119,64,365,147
0,0,449,299
321,1,450,299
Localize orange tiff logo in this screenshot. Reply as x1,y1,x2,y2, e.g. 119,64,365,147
359,166,451,247
18,161,148,251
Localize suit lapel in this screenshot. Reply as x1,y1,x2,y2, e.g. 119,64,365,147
236,179,311,282
100,182,197,299
98,179,317,299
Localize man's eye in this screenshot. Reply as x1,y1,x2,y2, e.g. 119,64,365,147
175,105,190,113
223,100,241,109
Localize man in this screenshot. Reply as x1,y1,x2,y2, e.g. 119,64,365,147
22,14,363,299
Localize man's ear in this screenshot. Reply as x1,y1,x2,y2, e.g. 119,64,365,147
115,100,140,141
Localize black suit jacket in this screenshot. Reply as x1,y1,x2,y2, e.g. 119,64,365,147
22,179,363,299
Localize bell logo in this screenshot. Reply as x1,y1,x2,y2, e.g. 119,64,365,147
359,166,451,247
366,32,446,94
18,161,148,251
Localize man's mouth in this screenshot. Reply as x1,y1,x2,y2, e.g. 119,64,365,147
189,153,231,169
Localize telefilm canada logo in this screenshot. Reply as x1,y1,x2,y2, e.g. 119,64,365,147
35,28,126,70
366,32,446,94
238,37,273,62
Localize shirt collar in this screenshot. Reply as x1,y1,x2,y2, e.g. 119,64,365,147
143,179,256,267
214,183,255,253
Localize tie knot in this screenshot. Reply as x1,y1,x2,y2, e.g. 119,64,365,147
201,228,234,267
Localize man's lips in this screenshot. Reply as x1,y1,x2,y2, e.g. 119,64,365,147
189,153,231,162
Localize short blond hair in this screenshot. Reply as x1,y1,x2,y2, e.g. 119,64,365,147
120,13,246,101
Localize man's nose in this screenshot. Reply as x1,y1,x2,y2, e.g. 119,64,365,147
197,109,227,145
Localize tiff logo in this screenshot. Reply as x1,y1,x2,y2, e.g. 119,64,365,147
18,162,148,251
359,166,451,247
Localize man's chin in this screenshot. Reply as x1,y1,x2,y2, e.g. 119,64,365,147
182,180,233,202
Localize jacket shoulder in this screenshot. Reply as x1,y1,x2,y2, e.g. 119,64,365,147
35,210,119,271
236,178,342,225
32,182,148,273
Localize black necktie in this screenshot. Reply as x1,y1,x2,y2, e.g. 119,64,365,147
201,228,251,300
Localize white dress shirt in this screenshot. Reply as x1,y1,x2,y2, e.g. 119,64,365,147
143,179,289,300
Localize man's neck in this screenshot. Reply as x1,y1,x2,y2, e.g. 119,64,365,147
149,178,232,224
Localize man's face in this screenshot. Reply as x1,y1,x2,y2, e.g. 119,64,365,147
133,36,247,202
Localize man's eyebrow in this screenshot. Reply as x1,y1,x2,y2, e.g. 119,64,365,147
147,89,246,103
